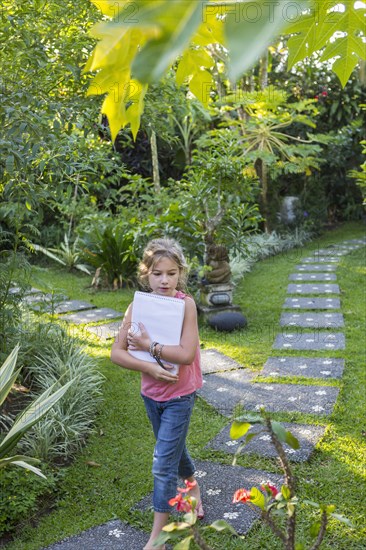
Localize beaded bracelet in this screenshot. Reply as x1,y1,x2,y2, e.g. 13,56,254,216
156,344,164,362
151,342,166,369
149,341,158,358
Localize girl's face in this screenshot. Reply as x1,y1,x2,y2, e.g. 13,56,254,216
148,256,180,297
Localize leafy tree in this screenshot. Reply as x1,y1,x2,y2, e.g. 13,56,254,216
183,128,261,256
221,89,323,231
0,0,129,247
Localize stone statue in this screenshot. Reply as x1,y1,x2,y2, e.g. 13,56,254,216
205,243,232,284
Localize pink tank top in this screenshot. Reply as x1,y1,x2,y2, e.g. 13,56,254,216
140,291,203,401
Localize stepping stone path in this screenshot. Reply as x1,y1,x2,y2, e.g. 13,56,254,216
289,273,337,281
60,307,123,324
280,312,344,328
283,297,341,309
86,321,122,340
134,459,283,535
54,300,96,314
200,348,253,375
207,422,326,462
199,371,339,416
295,263,337,271
23,237,364,547
286,283,340,294
262,356,345,379
43,520,150,550
273,332,345,351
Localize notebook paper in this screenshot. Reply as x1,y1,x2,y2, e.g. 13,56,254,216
129,291,185,374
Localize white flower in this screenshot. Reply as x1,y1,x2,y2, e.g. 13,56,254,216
259,435,271,441
194,470,207,478
312,405,325,412
315,390,327,395
207,489,222,496
320,371,331,375
109,529,125,538
225,440,239,447
288,396,298,402
224,512,239,519
285,448,296,454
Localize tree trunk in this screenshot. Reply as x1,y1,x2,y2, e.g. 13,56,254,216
255,159,270,232
150,129,160,193
259,50,268,90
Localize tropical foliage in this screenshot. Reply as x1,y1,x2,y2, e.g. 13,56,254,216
85,0,366,140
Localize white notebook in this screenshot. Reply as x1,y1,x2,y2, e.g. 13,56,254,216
129,291,185,374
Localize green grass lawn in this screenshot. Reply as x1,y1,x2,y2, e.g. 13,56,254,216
5,222,366,550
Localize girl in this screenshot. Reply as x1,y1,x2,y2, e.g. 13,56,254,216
110,238,203,550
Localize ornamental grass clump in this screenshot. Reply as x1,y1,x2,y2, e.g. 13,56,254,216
19,333,104,462
157,409,351,550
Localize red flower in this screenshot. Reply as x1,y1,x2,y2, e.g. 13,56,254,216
233,488,252,504
168,493,192,513
178,479,197,494
261,482,279,498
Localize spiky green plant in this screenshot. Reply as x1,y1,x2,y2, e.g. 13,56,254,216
0,345,73,478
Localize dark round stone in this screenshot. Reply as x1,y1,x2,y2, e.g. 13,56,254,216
208,312,247,332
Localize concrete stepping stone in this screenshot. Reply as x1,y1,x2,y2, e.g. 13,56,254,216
280,312,344,328
54,300,96,314
301,257,339,263
262,356,345,379
10,286,42,295
86,321,121,340
42,519,149,549
200,349,253,375
22,293,67,311
295,264,337,272
207,422,326,463
283,297,341,309
273,332,345,350
313,249,347,257
287,283,340,294
198,371,339,416
22,293,54,303
345,238,366,244
134,459,282,535
335,244,362,251
60,308,123,324
289,273,337,281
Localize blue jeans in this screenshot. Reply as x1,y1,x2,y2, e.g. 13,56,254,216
142,392,196,513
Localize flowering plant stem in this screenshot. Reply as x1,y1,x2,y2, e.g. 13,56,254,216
264,416,296,549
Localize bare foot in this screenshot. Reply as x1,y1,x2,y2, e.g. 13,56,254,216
186,478,204,519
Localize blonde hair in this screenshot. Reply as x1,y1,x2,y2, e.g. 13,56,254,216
138,238,188,291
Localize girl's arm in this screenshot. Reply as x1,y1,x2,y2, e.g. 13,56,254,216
127,297,199,365
110,304,179,383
